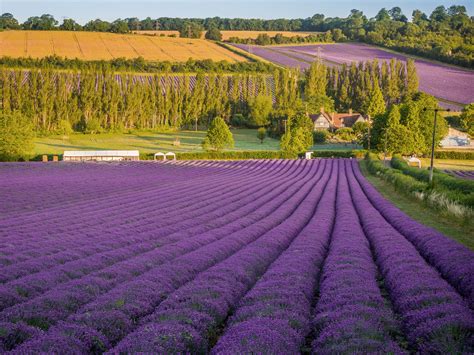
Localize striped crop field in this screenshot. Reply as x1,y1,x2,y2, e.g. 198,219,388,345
136,30,319,40
0,159,473,353
0,30,246,62
234,43,474,110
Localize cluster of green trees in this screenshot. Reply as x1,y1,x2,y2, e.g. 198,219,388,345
0,56,274,74
2,5,472,66
0,67,300,135
326,58,419,113
228,32,334,46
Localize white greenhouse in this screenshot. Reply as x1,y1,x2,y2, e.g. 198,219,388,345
63,150,140,162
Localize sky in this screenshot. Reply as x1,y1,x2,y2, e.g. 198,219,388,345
1,0,472,24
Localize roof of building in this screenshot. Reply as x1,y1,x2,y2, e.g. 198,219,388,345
335,114,364,128
63,150,140,157
309,111,366,128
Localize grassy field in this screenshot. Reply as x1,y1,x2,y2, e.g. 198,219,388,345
359,160,474,250
136,30,319,40
34,129,281,155
0,30,246,62
419,158,474,170
33,130,367,155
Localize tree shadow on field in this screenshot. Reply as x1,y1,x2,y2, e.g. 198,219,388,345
40,143,104,150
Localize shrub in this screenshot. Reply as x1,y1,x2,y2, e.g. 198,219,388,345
434,151,474,160
313,130,329,144
205,27,222,41
0,111,35,161
230,114,250,128
257,128,267,144
390,155,474,208
202,117,234,151
335,127,355,142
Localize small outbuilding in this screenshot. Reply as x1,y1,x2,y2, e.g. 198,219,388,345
63,150,140,162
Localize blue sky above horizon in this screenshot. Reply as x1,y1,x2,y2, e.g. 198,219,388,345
2,0,472,24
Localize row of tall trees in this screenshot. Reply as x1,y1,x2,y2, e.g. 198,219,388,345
0,68,299,134
303,58,418,116
2,5,471,66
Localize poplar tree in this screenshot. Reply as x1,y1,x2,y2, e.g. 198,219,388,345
406,59,419,99
366,77,386,117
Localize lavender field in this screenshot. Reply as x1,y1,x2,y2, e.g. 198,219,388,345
235,43,474,110
0,160,473,353
444,170,474,180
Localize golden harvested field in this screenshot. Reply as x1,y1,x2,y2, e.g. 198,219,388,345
0,30,246,62
136,30,319,40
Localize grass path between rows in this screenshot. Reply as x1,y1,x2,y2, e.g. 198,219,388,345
359,160,474,250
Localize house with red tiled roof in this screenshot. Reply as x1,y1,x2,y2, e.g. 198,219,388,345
309,108,368,131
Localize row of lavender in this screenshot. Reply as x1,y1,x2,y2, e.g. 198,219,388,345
233,43,474,110
444,169,474,180
1,159,473,353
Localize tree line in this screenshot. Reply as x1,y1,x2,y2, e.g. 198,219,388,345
0,67,300,135
1,5,472,67
0,56,274,74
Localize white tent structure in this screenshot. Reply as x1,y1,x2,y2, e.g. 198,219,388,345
63,150,140,162
154,152,177,161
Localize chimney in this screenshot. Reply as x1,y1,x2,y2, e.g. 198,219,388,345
331,112,335,122
349,108,353,115
320,106,325,114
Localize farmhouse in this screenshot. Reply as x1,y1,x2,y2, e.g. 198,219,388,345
63,150,140,162
310,108,368,131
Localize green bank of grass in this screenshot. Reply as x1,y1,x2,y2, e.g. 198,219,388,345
359,160,474,250
34,129,281,155
34,129,363,155
418,158,474,171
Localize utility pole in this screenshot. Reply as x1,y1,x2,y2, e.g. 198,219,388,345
367,115,371,151
423,107,450,185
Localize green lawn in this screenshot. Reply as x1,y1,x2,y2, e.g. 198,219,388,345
34,129,281,155
359,160,474,250
418,158,474,171
34,129,363,155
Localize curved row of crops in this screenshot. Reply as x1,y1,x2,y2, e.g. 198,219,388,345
0,159,472,353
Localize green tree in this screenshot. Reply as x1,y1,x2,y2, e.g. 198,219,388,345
56,119,74,136
205,27,222,41
405,59,419,99
202,117,234,151
257,127,267,143
366,77,386,117
249,94,273,126
0,111,35,161
255,34,271,46
0,13,20,29
179,21,203,38
460,103,474,136
60,18,82,31
280,111,313,155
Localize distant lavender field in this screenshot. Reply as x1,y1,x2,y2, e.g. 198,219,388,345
235,43,474,110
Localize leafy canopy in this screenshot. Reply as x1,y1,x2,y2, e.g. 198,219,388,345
0,111,35,161
202,117,234,151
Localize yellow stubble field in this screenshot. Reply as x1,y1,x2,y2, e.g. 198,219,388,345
0,30,246,62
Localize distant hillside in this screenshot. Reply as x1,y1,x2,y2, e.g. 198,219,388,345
0,30,247,62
